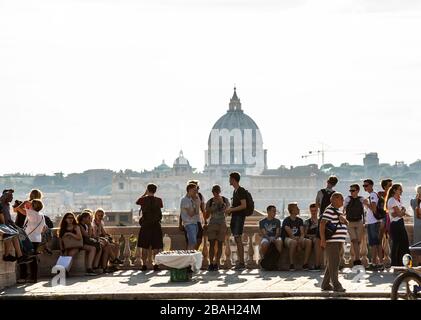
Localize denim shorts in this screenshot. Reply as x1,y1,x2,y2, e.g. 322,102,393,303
367,222,381,246
230,214,246,237
184,223,198,246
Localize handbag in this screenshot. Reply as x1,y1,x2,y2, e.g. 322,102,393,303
324,208,341,240
62,234,83,250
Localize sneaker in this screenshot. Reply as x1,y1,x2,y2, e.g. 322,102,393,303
367,264,376,271
17,255,31,264
309,265,321,272
45,248,53,255
353,260,362,266
85,269,97,276
333,287,346,293
213,264,219,271
302,264,309,271
3,254,17,262
207,264,215,272
141,265,147,271
233,263,245,271
153,264,160,272
321,285,333,291
289,264,295,271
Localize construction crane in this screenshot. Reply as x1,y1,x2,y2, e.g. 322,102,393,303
301,146,368,166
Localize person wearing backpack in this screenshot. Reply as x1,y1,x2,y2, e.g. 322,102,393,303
259,205,282,270
343,184,365,267
362,179,384,270
205,185,230,271
315,176,338,217
136,183,164,271
225,172,251,271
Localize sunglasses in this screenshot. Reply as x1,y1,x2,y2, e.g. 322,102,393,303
349,189,357,192
363,185,369,188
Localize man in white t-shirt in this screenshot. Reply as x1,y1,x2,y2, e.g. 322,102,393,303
363,179,383,270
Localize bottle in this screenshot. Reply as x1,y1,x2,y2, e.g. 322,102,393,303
163,234,171,252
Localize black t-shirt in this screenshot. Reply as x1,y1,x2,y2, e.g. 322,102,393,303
304,218,318,236
232,187,247,216
282,216,304,238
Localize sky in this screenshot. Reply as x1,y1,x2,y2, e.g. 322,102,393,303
1,0,420,175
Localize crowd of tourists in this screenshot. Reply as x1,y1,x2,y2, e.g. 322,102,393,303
1,172,420,291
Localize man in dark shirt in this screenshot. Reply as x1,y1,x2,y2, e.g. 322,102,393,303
136,184,163,272
304,203,322,271
0,189,26,263
259,205,283,258
225,172,247,270
282,202,312,271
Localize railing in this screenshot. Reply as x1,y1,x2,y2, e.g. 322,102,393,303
102,224,414,269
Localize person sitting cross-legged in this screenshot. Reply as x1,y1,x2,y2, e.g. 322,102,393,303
282,203,312,271
259,205,283,265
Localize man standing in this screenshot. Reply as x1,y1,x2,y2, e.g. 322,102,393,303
180,184,200,250
320,192,348,292
315,176,338,217
136,183,164,272
225,172,247,271
188,180,206,250
363,179,383,270
205,185,230,271
343,184,365,267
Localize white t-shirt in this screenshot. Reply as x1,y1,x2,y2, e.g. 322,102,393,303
24,209,46,243
387,197,403,223
366,192,380,225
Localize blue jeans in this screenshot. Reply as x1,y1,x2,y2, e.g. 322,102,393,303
184,223,198,247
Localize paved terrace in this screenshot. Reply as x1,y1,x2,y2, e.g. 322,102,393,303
0,268,395,300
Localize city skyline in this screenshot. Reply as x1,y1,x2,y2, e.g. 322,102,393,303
1,0,420,175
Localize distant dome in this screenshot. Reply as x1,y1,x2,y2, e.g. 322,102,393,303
174,151,190,166
210,88,259,139
155,160,171,171
205,87,267,176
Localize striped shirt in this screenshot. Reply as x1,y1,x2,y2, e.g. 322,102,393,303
321,205,348,243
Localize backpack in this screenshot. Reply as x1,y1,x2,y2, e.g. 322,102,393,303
345,196,364,222
244,189,255,216
320,189,335,216
373,193,387,220
260,242,280,271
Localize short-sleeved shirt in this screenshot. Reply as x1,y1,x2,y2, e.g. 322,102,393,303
321,206,348,243
138,196,163,225
232,187,247,216
180,196,200,226
282,216,304,238
259,218,281,238
206,197,230,225
366,192,380,225
304,217,318,237
0,202,13,225
387,197,403,222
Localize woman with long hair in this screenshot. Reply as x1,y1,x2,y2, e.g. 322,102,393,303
385,184,410,266
58,212,83,273
76,210,100,275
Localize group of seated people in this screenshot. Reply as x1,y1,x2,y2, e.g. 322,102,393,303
259,203,322,271
58,209,123,276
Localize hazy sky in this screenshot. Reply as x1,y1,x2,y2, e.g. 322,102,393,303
1,0,420,175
